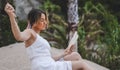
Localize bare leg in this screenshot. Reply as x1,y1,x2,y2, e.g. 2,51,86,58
63,52,82,61
63,52,94,70
72,60,93,70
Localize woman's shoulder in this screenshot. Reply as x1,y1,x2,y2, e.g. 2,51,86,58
23,29,34,34
23,29,36,38
24,28,32,32
24,29,37,47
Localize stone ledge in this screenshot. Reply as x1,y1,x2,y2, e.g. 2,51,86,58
0,43,109,70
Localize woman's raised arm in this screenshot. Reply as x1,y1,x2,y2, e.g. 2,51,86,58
4,3,31,41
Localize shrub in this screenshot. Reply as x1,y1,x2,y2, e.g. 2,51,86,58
78,1,120,69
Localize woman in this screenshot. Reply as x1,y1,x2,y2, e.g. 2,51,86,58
4,3,93,70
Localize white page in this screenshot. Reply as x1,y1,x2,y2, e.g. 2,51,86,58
68,31,78,48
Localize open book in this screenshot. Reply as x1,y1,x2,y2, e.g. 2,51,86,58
68,31,78,48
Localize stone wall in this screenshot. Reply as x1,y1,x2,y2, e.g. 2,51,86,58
14,0,43,20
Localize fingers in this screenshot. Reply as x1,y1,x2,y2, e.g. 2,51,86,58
69,44,75,51
5,3,14,11
5,3,10,9
4,3,16,17
65,49,72,55
65,45,76,55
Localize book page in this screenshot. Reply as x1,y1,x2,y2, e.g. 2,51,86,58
68,31,78,48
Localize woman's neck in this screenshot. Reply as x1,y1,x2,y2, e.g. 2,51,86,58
32,28,41,34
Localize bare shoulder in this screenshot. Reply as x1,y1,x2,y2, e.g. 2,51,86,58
18,29,36,42
23,29,36,37
23,29,32,33
24,29,37,47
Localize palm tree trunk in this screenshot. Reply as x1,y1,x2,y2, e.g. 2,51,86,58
67,0,79,51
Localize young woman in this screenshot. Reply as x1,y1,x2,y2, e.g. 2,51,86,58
5,3,93,70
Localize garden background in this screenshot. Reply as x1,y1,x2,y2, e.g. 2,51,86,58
0,0,120,70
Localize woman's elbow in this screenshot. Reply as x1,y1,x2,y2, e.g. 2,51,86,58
14,36,23,41
15,37,21,41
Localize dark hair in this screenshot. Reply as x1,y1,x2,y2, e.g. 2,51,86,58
0,0,9,15
27,9,47,27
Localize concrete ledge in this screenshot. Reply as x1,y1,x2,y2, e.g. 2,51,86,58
0,43,109,70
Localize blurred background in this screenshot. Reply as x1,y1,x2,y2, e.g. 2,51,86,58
0,0,120,70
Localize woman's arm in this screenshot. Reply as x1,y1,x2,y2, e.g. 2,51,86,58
4,3,31,41
52,45,75,61
52,53,65,61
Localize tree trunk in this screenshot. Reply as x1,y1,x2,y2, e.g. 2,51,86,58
67,0,79,51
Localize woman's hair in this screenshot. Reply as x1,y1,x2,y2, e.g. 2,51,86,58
27,9,47,27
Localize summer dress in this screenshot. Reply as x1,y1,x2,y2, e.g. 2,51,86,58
26,34,72,70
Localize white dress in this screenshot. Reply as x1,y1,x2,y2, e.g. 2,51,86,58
26,34,72,70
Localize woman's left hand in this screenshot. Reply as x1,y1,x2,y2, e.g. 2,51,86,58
63,45,75,56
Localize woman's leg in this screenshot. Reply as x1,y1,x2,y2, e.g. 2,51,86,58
71,60,93,70
63,52,82,61
63,52,94,70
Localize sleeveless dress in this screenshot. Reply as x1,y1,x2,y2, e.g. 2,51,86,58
26,34,72,70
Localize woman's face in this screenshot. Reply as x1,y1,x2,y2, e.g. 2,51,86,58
33,13,47,31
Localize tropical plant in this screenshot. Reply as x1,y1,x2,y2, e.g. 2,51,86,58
40,0,61,14
40,0,68,49
78,1,120,70
41,1,120,69
41,14,68,49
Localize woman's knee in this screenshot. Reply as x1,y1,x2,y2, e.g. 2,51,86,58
63,52,82,61
72,60,85,70
72,58,94,70
71,52,82,60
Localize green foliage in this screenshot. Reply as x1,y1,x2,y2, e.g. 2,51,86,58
40,1,120,69
40,0,68,49
18,20,27,31
0,15,16,47
78,1,120,69
40,0,61,13
41,14,68,49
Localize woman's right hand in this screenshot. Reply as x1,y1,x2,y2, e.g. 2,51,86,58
4,3,16,17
